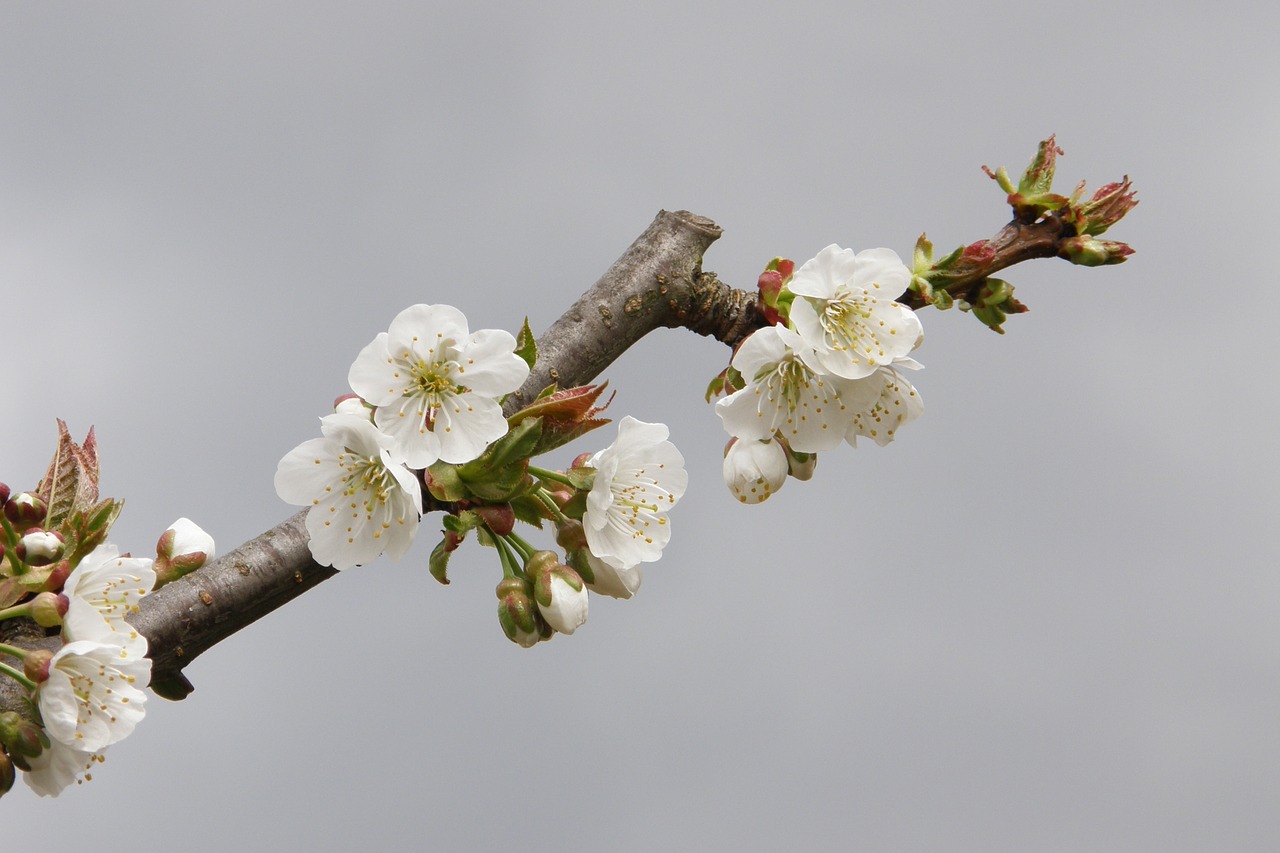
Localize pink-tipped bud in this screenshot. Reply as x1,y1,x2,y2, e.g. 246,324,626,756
29,592,68,628
1078,176,1138,235
4,493,47,528
23,649,54,685
1059,235,1135,267
569,452,593,470
0,483,10,507
15,530,64,566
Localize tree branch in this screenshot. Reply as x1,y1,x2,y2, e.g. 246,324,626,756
0,204,1114,716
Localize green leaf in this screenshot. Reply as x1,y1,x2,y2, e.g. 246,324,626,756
515,317,537,371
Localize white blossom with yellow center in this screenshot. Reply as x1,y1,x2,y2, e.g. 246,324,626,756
275,413,422,570
787,244,923,380
347,303,530,468
845,366,925,447
61,544,156,658
584,417,688,570
716,325,879,454
38,639,150,753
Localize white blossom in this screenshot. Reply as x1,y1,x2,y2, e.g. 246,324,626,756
347,303,530,468
62,544,156,658
845,366,924,447
584,417,688,570
787,244,922,379
38,640,150,753
275,414,422,570
716,325,879,453
722,437,789,504
23,742,104,797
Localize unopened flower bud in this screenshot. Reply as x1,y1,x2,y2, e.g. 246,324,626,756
528,550,588,635
722,437,788,505
4,493,47,528
0,483,10,506
29,592,68,628
495,577,547,648
23,649,53,685
1058,235,1134,267
16,529,65,566
0,711,49,764
154,517,216,586
333,394,369,416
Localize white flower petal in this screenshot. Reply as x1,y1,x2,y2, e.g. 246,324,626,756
23,742,103,797
276,414,422,570
845,367,925,447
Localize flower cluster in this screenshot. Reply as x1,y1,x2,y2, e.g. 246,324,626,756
0,425,215,797
715,245,925,503
275,305,687,647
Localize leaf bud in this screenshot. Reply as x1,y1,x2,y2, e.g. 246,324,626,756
1058,235,1135,267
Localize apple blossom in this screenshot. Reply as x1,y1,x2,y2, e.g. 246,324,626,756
347,303,530,468
61,543,156,658
715,325,879,453
722,437,789,504
584,416,688,570
38,639,150,752
275,413,423,570
787,244,923,379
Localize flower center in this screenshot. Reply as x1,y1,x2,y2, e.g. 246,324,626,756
404,356,470,429
822,290,884,365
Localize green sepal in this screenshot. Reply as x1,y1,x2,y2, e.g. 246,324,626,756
561,466,596,493
429,537,454,585
424,462,469,503
510,495,548,528
515,317,537,371
704,366,744,402
480,417,544,471
442,510,483,535
558,489,588,521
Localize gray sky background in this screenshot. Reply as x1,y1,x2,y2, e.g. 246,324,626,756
3,2,1277,850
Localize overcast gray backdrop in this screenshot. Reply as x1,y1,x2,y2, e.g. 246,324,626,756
3,2,1277,850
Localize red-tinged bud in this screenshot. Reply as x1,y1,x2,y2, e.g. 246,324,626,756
1077,176,1139,235
29,592,68,628
1018,135,1064,197
40,560,72,592
16,529,65,566
555,519,588,552
495,577,547,648
4,493,47,528
757,269,785,326
569,452,593,470
0,483,9,507
23,649,53,684
1059,235,1135,266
